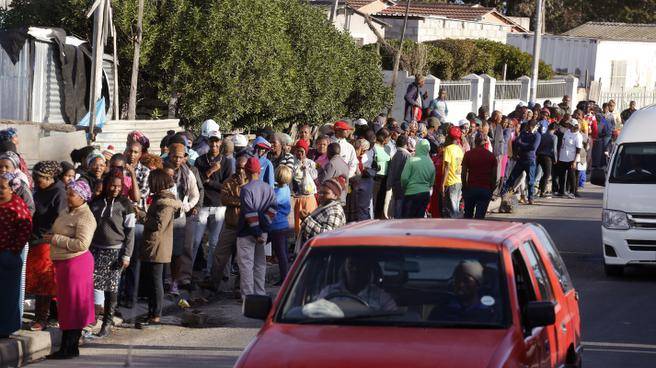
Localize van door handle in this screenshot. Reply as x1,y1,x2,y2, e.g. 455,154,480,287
561,324,567,333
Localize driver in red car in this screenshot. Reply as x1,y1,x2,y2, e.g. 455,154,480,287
318,256,397,312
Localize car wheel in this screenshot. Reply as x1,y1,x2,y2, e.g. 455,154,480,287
604,263,623,277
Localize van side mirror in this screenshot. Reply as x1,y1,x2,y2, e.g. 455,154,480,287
525,301,556,328
590,167,606,187
243,294,272,320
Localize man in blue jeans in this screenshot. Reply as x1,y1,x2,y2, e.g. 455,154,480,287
462,133,497,219
501,120,541,205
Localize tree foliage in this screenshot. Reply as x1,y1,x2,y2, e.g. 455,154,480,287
372,38,553,81
1,0,392,130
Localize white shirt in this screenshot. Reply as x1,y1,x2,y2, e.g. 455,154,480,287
559,130,583,163
336,138,357,178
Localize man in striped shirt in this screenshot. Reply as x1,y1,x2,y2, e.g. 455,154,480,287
236,157,278,299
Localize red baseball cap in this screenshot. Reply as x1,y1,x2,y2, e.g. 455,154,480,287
333,120,353,131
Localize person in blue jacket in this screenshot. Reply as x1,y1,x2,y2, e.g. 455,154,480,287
252,136,275,187
269,165,292,285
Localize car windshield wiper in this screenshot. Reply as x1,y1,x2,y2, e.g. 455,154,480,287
292,311,405,324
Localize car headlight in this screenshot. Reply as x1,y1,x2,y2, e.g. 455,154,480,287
603,209,630,230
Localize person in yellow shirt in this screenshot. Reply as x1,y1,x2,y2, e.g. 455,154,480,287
440,127,464,218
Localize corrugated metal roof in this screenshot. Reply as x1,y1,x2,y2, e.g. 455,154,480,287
378,3,493,20
562,22,656,42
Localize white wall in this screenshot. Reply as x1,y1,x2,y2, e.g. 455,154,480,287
333,10,384,45
595,40,656,91
382,16,512,44
507,34,597,87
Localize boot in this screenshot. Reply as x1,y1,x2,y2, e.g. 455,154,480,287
96,292,117,338
47,330,74,359
68,329,81,357
30,296,51,331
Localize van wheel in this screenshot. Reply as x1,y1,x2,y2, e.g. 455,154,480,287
565,345,582,368
604,264,624,277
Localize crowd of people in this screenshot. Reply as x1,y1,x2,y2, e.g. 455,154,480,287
0,83,632,359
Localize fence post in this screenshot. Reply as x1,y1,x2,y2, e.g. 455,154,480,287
463,74,484,114
480,74,496,112
518,75,531,104
563,75,579,108
423,74,441,106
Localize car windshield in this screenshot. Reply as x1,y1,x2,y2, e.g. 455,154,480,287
277,246,509,328
610,143,656,184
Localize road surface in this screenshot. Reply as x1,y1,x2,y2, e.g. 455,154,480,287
29,186,656,367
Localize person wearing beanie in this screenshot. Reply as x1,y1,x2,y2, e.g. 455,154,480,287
165,142,203,293
297,177,346,250
236,156,277,299
317,143,349,206
291,139,318,234
439,127,465,218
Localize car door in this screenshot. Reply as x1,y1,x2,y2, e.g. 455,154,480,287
510,248,550,368
530,224,580,366
521,240,560,368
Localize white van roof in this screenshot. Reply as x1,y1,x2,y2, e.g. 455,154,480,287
618,105,656,144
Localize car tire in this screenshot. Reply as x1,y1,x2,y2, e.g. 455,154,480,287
604,264,624,277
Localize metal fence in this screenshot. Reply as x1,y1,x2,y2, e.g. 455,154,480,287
536,80,566,99
598,87,656,112
495,81,522,100
440,80,471,101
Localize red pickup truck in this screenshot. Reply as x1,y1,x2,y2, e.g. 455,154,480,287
237,219,582,368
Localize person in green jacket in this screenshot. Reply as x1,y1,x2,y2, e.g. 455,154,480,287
400,139,435,218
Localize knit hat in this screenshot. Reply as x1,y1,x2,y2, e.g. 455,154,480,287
33,161,61,178
0,151,20,168
0,127,17,142
244,157,261,174
85,151,105,168
168,143,187,157
448,126,462,140
456,260,484,285
67,180,92,202
322,176,345,198
294,139,309,154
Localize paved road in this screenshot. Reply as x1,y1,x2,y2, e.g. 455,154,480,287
29,186,656,367
490,186,656,367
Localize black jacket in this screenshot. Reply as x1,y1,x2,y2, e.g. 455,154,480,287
195,153,236,207
89,196,136,261
31,180,68,245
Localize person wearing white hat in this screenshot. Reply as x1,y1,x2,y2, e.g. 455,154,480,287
194,119,222,157
555,118,582,199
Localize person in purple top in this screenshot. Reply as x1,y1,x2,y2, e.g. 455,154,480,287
236,157,277,299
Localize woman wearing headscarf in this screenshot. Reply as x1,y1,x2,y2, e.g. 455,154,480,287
46,180,97,360
27,161,67,331
80,151,107,200
291,140,318,234
0,152,34,212
0,128,33,190
89,170,136,337
0,172,32,338
296,177,347,251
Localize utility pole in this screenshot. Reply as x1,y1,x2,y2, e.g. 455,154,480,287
88,0,108,143
330,0,338,22
388,0,411,117
529,0,544,105
128,0,145,120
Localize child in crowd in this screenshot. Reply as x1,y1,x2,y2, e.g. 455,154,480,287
269,166,292,285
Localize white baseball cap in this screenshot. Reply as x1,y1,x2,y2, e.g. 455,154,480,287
354,118,368,127
231,134,248,147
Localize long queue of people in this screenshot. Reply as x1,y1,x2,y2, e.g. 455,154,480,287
0,93,627,359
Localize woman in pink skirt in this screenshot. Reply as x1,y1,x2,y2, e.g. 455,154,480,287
45,180,97,360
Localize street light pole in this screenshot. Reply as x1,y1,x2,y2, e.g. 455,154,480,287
529,0,543,105
388,0,411,117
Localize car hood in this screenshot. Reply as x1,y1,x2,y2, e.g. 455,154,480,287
238,324,514,368
605,183,656,213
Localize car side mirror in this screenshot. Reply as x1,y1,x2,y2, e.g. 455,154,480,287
590,167,606,187
243,294,272,320
525,301,556,329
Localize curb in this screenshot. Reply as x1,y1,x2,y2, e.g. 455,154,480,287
0,329,61,368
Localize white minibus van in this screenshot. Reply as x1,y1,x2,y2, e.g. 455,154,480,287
593,106,656,276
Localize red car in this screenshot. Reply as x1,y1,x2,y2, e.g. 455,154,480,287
237,220,582,368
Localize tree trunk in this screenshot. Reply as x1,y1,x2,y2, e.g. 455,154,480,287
127,0,145,120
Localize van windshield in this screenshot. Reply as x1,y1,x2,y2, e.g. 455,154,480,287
610,143,656,184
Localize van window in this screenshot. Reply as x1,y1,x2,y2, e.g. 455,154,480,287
610,143,656,184
530,224,573,293
522,241,554,302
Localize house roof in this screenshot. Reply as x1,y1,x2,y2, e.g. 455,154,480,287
561,22,656,42
376,2,527,31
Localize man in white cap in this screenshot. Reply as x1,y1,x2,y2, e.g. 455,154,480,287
194,119,222,157
555,119,582,199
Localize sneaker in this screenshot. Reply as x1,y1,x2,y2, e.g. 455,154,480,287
566,193,575,199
